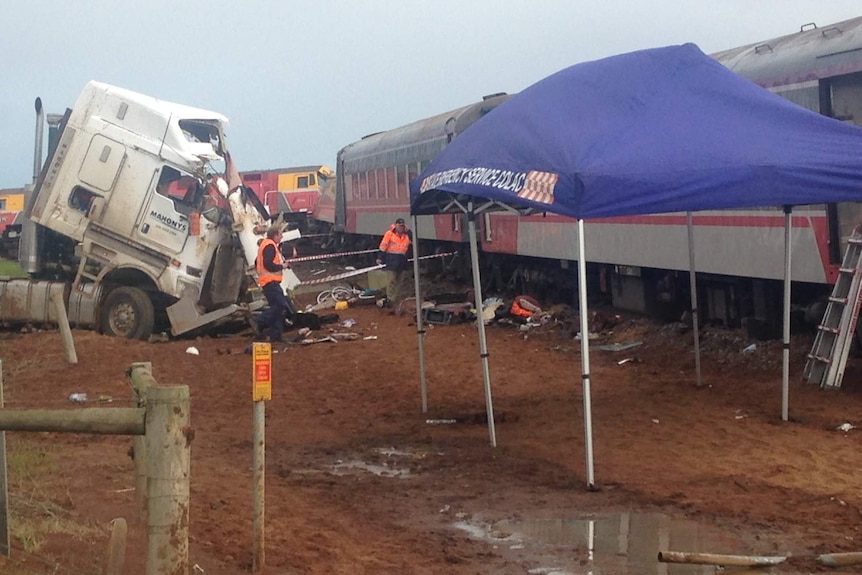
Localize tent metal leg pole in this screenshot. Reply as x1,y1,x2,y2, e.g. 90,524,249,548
782,206,792,421
467,205,497,447
686,212,702,387
411,215,428,413
577,219,595,488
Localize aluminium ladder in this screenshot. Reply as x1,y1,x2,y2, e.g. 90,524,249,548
803,226,862,389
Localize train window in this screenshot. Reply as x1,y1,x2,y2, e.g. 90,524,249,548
376,169,385,199
397,166,408,199
358,172,369,199
309,174,316,186
297,176,309,188
345,173,354,199
0,199,5,210
387,167,397,199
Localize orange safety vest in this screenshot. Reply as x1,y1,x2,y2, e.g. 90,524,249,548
510,300,533,318
511,295,539,318
379,227,410,255
256,238,283,287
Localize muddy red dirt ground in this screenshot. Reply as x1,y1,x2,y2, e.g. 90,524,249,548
1,296,862,574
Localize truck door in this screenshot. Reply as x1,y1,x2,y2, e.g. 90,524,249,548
134,166,194,254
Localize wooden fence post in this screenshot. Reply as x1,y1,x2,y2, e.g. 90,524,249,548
0,360,9,557
145,385,190,575
51,291,78,364
105,517,128,575
128,362,155,522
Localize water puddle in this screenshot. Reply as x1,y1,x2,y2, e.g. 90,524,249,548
453,511,765,574
331,460,411,478
327,446,434,479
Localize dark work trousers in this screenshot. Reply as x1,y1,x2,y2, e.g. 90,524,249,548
257,282,297,342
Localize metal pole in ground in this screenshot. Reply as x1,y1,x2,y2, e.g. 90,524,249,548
410,214,428,413
576,219,595,489
686,212,702,387
145,385,191,575
466,203,496,447
782,205,793,421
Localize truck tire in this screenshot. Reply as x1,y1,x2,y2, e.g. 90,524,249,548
100,286,155,340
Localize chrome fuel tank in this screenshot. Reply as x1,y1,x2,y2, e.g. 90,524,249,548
0,279,98,327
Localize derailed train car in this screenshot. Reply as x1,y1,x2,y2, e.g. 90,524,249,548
315,16,862,334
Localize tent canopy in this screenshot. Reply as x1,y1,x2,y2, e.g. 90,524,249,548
409,43,862,219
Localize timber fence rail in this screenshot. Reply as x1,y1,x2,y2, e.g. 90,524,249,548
0,361,190,575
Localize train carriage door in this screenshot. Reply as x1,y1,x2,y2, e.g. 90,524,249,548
335,152,347,230
134,166,194,254
825,72,862,263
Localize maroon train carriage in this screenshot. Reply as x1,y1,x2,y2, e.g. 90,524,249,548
316,16,862,335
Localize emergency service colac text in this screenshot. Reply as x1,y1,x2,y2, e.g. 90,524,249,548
419,167,531,194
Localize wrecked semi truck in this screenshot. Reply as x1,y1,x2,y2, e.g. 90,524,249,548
1,81,277,339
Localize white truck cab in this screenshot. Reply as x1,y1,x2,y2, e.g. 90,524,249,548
22,81,271,338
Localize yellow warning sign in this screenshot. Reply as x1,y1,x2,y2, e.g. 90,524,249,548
252,342,272,401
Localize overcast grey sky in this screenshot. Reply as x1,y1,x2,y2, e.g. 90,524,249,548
1,1,860,189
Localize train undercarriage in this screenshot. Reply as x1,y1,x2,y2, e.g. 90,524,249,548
325,229,831,341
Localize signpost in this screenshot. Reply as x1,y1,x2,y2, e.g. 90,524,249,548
252,343,271,571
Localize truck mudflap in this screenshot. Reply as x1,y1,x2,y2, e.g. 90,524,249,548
0,279,99,328
166,297,265,336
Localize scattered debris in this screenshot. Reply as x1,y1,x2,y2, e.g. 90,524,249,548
329,332,360,341
69,393,88,403
596,341,643,352
185,346,200,355
481,297,506,324
301,336,338,345
836,423,856,432
426,419,457,425
741,344,757,353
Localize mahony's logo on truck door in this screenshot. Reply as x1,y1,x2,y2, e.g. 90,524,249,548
149,209,188,233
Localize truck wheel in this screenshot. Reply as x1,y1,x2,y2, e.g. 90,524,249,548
101,286,155,340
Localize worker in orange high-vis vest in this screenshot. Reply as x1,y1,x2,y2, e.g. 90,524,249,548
254,225,297,342
375,217,413,306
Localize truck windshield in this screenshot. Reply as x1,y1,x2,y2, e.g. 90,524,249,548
178,119,225,156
